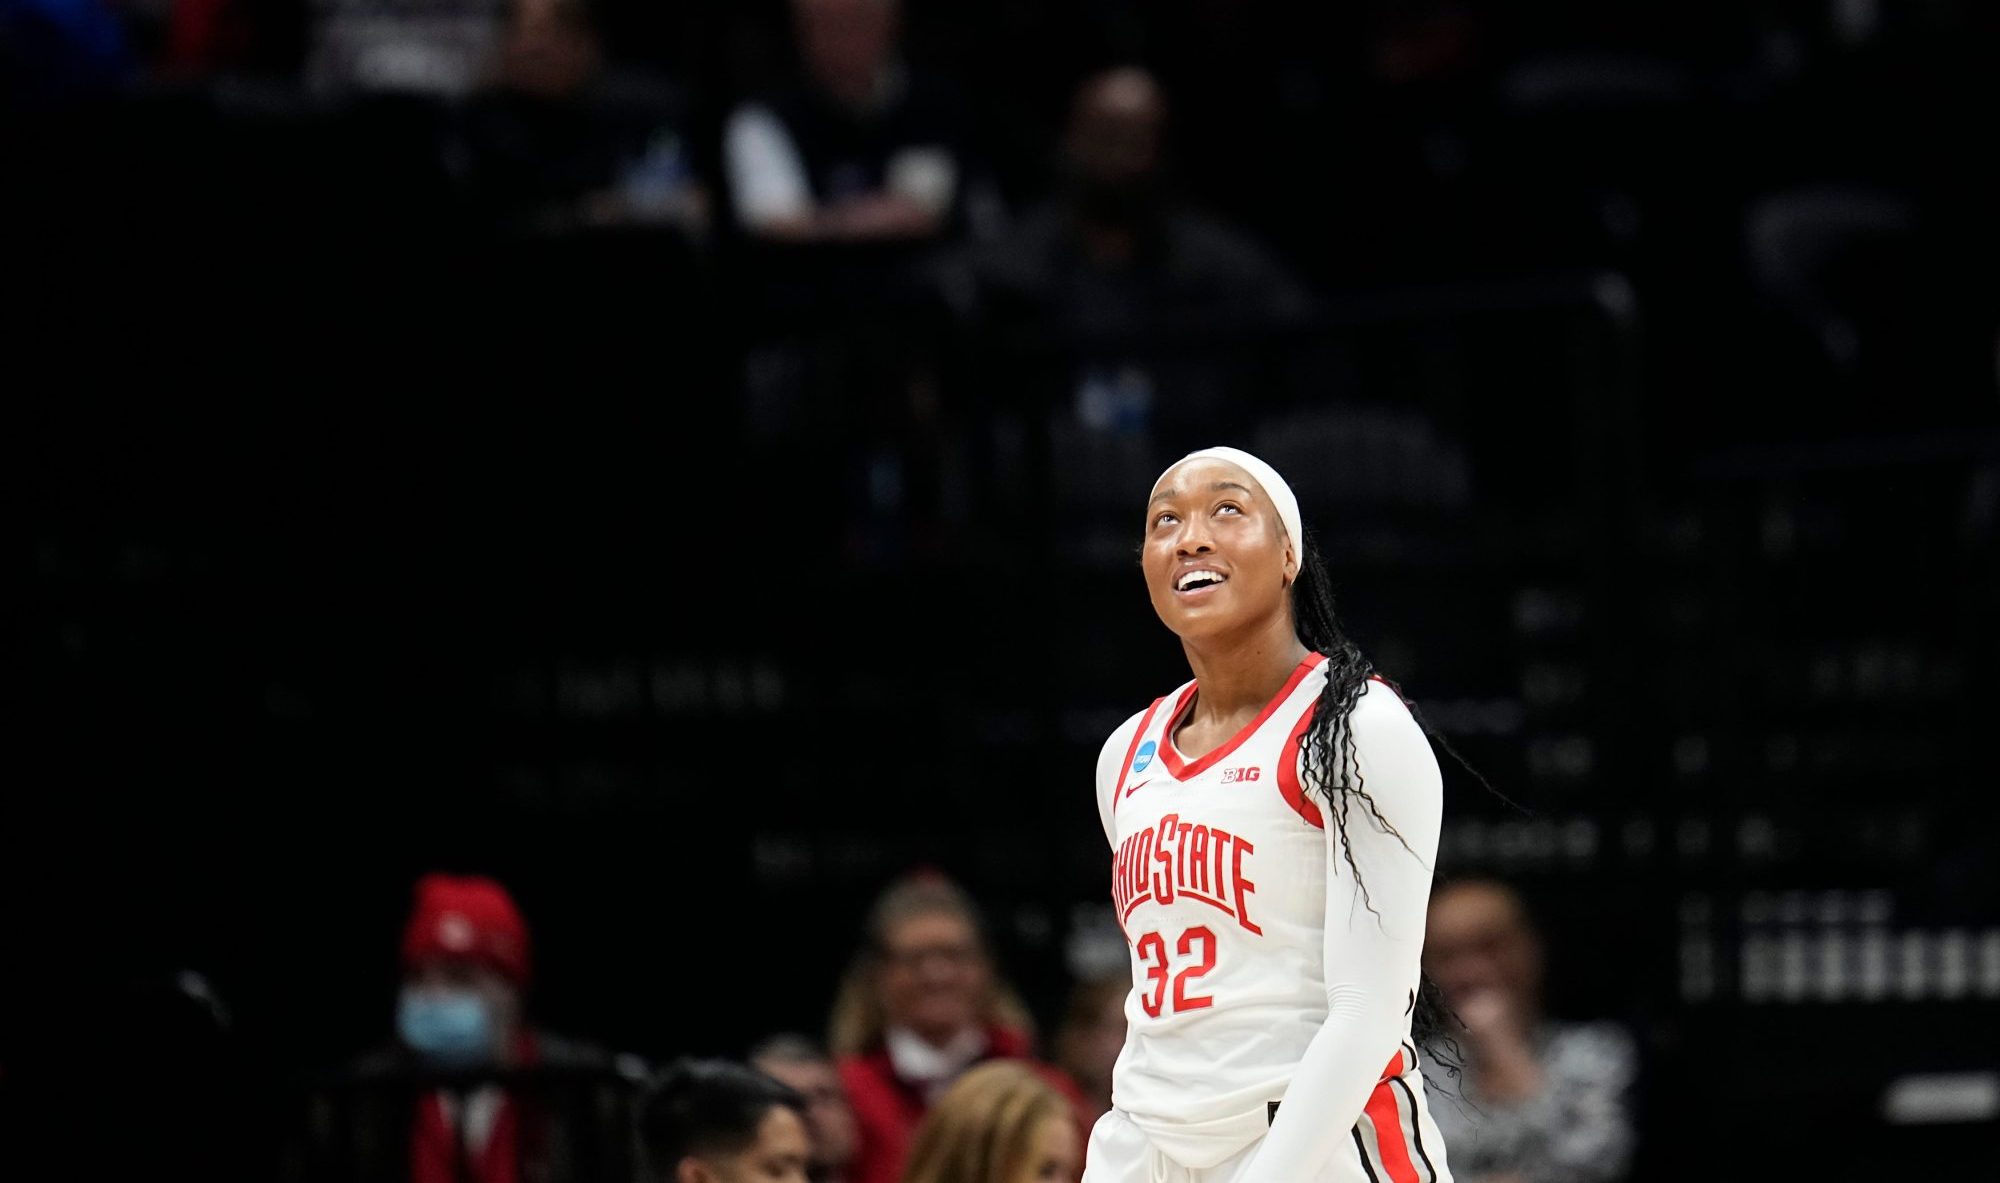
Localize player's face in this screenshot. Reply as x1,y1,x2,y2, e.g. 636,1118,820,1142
685,1105,811,1183
1011,1114,1082,1183
877,911,989,1042
1142,458,1295,643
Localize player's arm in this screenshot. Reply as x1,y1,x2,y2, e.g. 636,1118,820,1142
1242,681,1444,1181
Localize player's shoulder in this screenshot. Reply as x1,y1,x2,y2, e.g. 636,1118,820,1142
1332,675,1435,773
1351,673,1419,728
1093,704,1151,778
1096,683,1190,778
1099,704,1150,752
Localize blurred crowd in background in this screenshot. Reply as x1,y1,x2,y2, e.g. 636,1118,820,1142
7,0,1994,563
265,866,1634,1183
7,1,1996,1180
9,0,1994,397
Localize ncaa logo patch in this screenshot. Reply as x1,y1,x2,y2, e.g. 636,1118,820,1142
1132,741,1157,773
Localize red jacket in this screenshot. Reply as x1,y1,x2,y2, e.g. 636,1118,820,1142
409,1031,546,1183
837,1026,1089,1183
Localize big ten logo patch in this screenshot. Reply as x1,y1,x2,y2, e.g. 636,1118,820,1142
1220,766,1261,784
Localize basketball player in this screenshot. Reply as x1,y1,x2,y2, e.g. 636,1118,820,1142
1084,448,1452,1183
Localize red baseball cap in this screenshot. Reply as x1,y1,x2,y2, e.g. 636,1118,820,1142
399,873,532,987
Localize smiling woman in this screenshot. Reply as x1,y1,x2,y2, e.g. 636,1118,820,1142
1084,447,1456,1183
829,872,1088,1183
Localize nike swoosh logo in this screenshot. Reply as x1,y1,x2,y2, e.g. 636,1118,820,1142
1125,778,1154,798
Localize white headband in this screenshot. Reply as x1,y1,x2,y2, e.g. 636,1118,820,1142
1156,446,1304,570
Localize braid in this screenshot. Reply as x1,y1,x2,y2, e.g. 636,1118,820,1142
1290,533,1406,910
1288,530,1462,1068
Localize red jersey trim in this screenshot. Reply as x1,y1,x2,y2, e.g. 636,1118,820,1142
1110,694,1170,814
1276,697,1325,829
1275,673,1401,828
1159,651,1327,782
1363,1078,1424,1183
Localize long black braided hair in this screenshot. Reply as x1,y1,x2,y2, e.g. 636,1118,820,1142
1287,525,1469,1067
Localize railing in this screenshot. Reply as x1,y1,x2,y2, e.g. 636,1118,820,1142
282,1059,652,1183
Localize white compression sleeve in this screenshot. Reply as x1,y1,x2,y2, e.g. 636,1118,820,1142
1240,680,1444,1182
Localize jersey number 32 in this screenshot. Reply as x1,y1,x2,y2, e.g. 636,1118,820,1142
1135,926,1217,1017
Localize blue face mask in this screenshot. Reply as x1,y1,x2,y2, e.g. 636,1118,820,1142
397,989,493,1065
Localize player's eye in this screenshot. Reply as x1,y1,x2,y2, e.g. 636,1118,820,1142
1153,511,1178,527
1214,502,1242,516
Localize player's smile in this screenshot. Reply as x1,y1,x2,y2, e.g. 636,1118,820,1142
1172,563,1230,600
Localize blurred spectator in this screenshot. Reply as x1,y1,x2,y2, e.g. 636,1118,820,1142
963,66,1311,339
1424,878,1638,1183
295,872,645,1183
720,0,1000,551
828,871,1085,1183
642,1058,811,1183
722,0,990,244
448,0,706,238
897,1060,1081,1183
750,1035,859,1183
1049,973,1127,1125
955,66,1313,445
305,0,508,98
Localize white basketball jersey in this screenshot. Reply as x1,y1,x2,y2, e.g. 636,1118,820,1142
1095,653,1447,1181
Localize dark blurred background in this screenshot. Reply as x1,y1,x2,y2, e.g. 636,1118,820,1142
6,0,1998,1179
